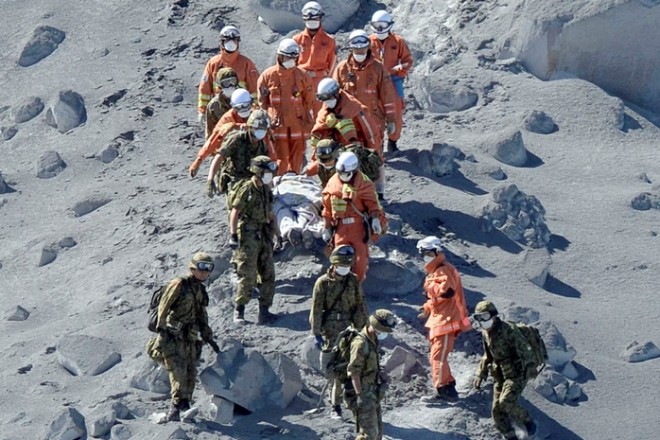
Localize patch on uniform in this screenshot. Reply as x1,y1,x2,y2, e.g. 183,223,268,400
390,45,398,50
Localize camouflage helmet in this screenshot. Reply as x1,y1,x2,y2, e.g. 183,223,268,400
369,309,397,333
474,300,498,316
329,244,354,266
247,109,270,130
249,155,277,176
189,252,214,271
215,67,238,84
315,139,340,160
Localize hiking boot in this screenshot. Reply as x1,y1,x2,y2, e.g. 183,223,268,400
330,404,342,420
233,304,246,324
387,139,399,153
437,382,459,401
257,305,277,325
524,419,537,436
179,400,191,412
165,405,180,422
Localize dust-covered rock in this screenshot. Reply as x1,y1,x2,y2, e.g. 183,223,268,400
45,90,87,133
7,305,30,321
251,0,360,34
362,259,422,298
383,346,422,380
45,407,86,440
521,248,552,287
480,183,551,248
58,237,77,248
36,150,67,179
264,352,304,408
209,395,234,425
18,25,66,67
38,244,59,267
502,305,540,324
535,321,577,369
415,82,479,113
621,340,660,363
56,335,122,376
96,143,120,164
484,130,528,166
417,143,465,177
631,191,660,211
532,367,583,404
0,172,9,194
1,124,18,140
11,96,44,123
129,359,171,394
300,335,323,372
71,195,112,217
109,424,131,440
88,407,117,438
523,110,556,134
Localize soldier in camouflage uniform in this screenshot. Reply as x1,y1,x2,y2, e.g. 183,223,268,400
204,67,239,139
155,252,220,422
229,155,283,325
304,138,340,188
310,244,368,419
473,301,538,440
346,309,397,440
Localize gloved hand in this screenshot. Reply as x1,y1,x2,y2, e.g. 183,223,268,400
189,158,202,178
473,376,484,390
392,64,404,72
325,113,338,128
322,228,333,243
197,113,205,125
371,218,382,235
206,180,216,198
208,340,220,354
525,366,538,381
314,334,324,350
166,321,182,336
229,233,239,250
273,235,284,253
417,306,429,319
440,288,455,299
387,121,396,135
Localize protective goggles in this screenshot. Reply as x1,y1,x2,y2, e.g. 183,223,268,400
335,246,355,256
233,102,251,112
349,36,370,49
418,247,435,255
473,312,492,322
316,91,336,101
195,261,214,272
376,314,397,328
370,21,392,32
219,77,238,89
316,145,335,156
257,161,278,172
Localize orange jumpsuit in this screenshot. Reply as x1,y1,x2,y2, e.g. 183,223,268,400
194,109,246,165
321,172,383,281
369,33,413,142
198,50,259,115
421,253,471,389
333,52,397,138
257,64,315,175
293,27,337,117
311,90,381,154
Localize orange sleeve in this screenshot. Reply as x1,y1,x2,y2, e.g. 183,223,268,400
306,160,319,177
245,58,260,96
397,36,413,76
198,58,216,114
257,71,270,110
326,35,337,74
378,64,397,122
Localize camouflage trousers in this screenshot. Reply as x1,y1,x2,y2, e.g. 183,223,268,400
350,388,383,440
492,379,531,437
322,320,353,406
233,227,275,307
159,333,200,406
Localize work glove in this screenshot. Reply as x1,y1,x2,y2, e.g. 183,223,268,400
371,218,382,235
392,64,404,72
166,321,182,336
387,121,396,135
473,376,484,390
273,235,284,253
229,233,239,250
322,228,333,243
325,113,338,128
197,113,205,126
417,306,429,319
208,340,220,354
314,334,324,350
189,158,202,178
525,366,538,381
440,288,455,299
206,180,216,198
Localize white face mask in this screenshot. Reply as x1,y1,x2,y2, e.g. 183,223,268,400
320,161,335,170
335,266,351,276
223,40,238,53
261,172,273,185
480,318,494,330
353,52,367,63
253,129,268,140
338,171,354,182
281,59,297,69
376,32,389,41
423,255,435,263
222,87,236,98
376,332,389,341
324,98,337,109
305,20,321,30
237,109,251,119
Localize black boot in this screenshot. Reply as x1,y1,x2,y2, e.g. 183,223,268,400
525,419,537,436
437,381,459,401
258,304,277,325
233,304,245,324
387,139,399,153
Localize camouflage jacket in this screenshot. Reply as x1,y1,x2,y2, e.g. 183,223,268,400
309,269,368,335
156,274,213,342
205,94,232,139
219,129,268,181
347,327,380,387
231,178,275,231
476,319,535,382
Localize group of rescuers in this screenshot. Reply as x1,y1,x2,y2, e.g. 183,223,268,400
149,3,538,440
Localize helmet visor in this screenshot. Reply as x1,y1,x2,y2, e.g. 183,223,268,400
219,77,238,89
316,91,336,101
473,312,492,322
336,246,355,256
370,21,391,32
195,261,214,272
349,35,370,49
316,145,334,156
233,102,251,112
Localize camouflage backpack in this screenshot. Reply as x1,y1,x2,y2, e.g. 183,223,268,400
341,143,382,182
508,322,548,379
325,327,364,381
147,278,189,332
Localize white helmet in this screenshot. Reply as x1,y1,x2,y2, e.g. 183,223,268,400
336,152,359,173
302,1,324,19
277,38,301,57
230,88,252,108
416,236,443,253
370,10,393,33
348,29,370,49
317,77,339,99
220,25,240,41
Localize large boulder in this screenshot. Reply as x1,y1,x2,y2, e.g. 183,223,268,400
520,248,552,287
483,130,528,166
45,407,86,440
362,259,422,298
532,366,583,404
56,335,121,376
414,82,478,113
535,321,577,369
621,340,660,363
36,151,67,179
45,90,87,133
129,359,171,394
417,143,465,177
18,25,66,67
523,110,556,134
250,0,361,33
11,96,44,123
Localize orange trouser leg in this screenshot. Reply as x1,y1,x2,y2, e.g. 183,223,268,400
308,73,325,118
430,333,456,389
273,130,291,176
334,223,369,281
390,96,404,141
288,137,307,175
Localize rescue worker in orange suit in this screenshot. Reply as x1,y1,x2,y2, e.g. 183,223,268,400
189,88,255,179
321,151,386,282
197,26,259,125
416,236,472,403
368,10,413,154
293,1,337,118
257,38,315,175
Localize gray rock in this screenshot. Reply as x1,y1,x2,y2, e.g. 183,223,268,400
418,84,479,113
535,321,577,368
251,0,360,33
264,352,303,408
38,245,58,267
1,125,18,140
110,402,130,420
621,340,660,363
362,259,422,298
300,335,322,372
631,192,660,211
88,408,116,438
383,346,421,379
71,195,112,217
488,130,528,166
45,90,87,133
502,305,540,324
168,427,189,440
97,143,120,164
0,173,6,194
56,334,122,376
58,237,77,248
11,96,44,123
129,359,171,394
45,407,86,440
209,395,234,424
523,110,556,134
18,25,66,67
109,424,131,440
7,305,30,321
417,143,465,177
561,361,579,380
521,248,552,287
36,151,67,179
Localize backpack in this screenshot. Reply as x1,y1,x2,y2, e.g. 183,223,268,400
341,143,383,182
509,322,548,378
325,327,364,380
147,278,189,332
